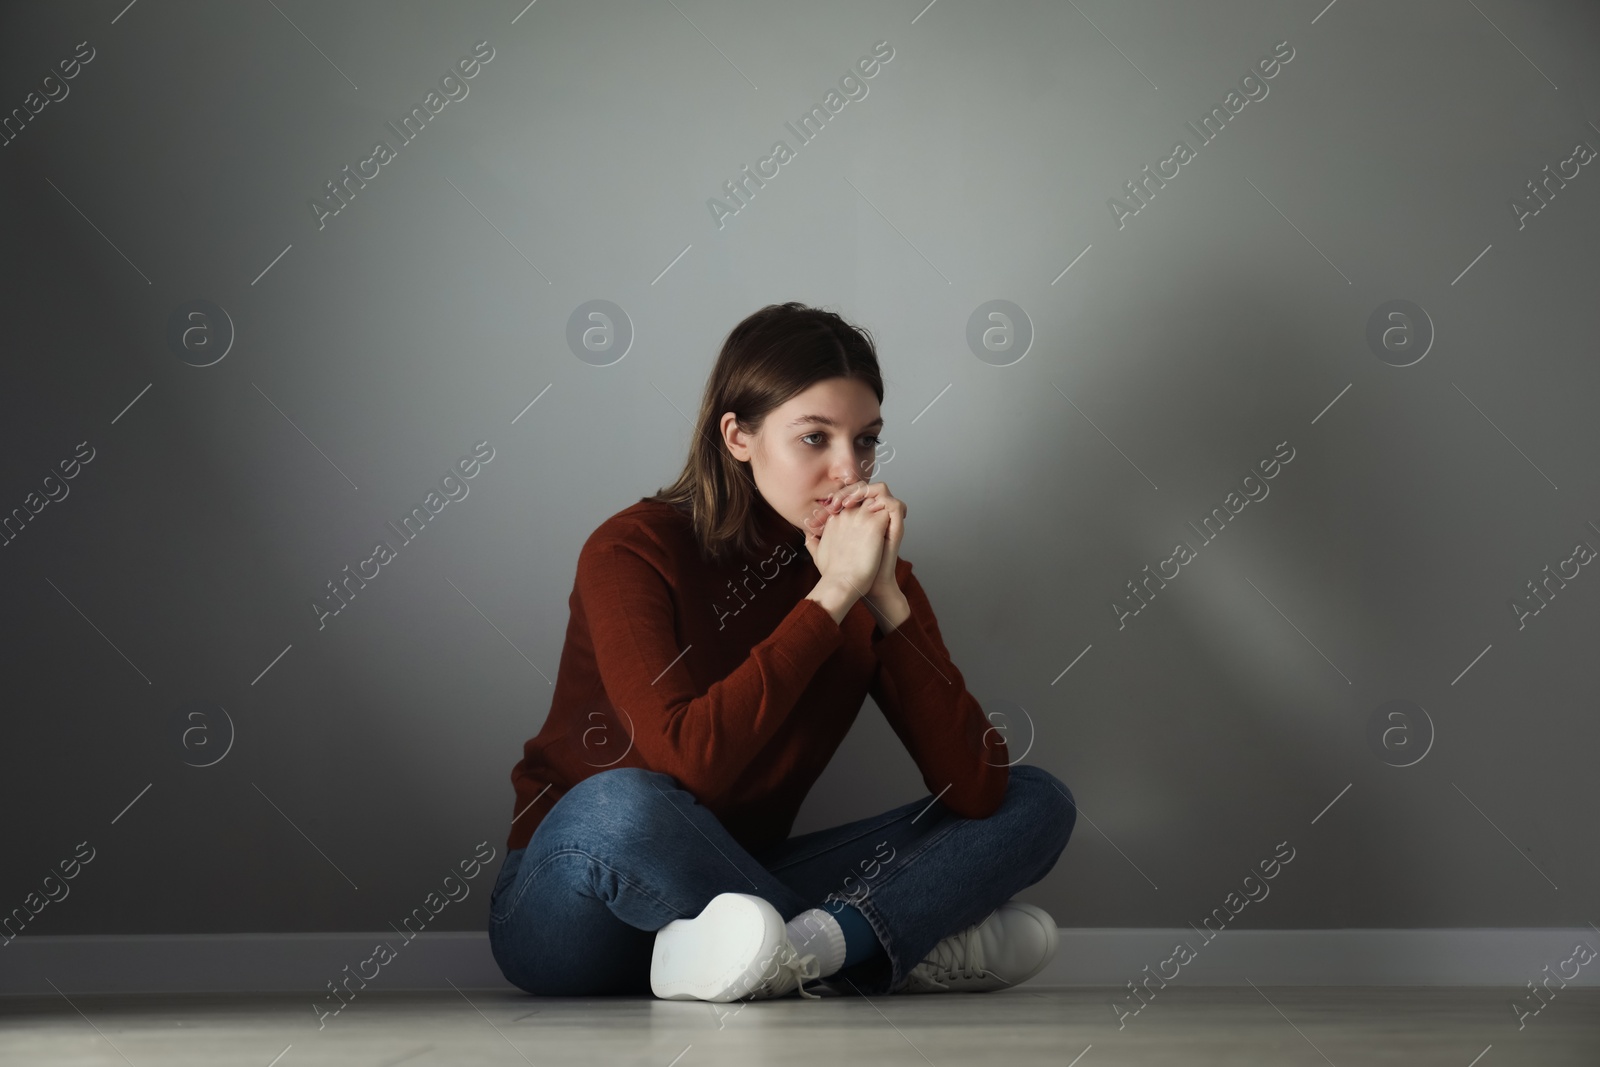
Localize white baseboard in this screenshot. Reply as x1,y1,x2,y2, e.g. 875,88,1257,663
2,929,1595,996
1044,928,1599,988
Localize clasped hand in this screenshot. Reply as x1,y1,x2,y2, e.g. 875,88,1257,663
801,482,907,600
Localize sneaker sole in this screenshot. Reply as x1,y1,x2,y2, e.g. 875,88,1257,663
650,893,786,1002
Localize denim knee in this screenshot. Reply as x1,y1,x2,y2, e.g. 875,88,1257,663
564,766,678,805
1008,764,1077,849
536,767,683,852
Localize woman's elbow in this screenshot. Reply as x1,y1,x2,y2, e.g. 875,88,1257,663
944,765,1010,820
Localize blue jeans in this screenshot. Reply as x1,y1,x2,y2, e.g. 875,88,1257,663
488,763,1076,996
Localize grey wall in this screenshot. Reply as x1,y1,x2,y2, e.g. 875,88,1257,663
3,0,1598,944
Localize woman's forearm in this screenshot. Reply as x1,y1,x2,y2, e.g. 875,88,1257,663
866,591,911,636
805,576,860,625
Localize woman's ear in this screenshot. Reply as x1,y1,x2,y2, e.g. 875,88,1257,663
721,411,752,462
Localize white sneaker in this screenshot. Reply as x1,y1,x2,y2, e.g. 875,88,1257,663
651,893,823,1002
899,900,1059,993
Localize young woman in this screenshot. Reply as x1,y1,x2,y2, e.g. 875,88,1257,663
488,302,1077,1002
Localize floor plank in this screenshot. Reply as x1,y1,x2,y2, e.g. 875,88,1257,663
1,987,1595,1066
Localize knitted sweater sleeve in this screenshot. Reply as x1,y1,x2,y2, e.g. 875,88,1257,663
868,558,1009,818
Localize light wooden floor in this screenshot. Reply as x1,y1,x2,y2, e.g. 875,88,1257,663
2,987,1596,1065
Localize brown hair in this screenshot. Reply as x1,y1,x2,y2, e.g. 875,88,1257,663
643,302,884,567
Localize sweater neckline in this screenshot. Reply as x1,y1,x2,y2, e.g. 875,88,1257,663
750,494,800,550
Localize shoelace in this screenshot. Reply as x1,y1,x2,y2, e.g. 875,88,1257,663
750,944,824,1000
912,911,999,986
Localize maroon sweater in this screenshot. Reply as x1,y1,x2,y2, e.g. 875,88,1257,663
505,496,1008,853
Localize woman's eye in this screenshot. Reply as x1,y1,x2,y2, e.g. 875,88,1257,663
802,433,882,447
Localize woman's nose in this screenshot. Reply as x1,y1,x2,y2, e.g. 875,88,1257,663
833,449,864,483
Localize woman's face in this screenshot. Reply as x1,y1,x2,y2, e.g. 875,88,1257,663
722,377,883,530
